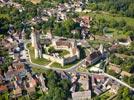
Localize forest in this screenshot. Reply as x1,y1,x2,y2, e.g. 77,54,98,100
86,0,134,18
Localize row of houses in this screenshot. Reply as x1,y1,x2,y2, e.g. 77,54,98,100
0,27,48,98
70,73,120,100
109,63,132,77
0,62,48,98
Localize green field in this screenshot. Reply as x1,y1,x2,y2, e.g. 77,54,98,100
58,50,70,57
48,46,70,57
99,91,112,100
50,62,63,68
32,67,48,73
50,60,80,69
80,12,134,27
27,43,50,65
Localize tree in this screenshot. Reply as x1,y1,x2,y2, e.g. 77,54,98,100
48,47,55,54
0,17,10,35
118,19,126,28
128,75,134,87
116,87,132,100
0,45,13,72
42,70,71,100
110,19,119,28
110,54,123,65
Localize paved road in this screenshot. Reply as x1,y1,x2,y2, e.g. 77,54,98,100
77,71,134,91
24,38,134,92
103,73,134,91
24,41,86,72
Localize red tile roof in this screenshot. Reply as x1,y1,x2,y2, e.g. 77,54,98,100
86,51,102,61
56,39,72,48
0,85,7,92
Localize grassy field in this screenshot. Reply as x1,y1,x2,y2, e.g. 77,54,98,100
48,46,70,57
76,67,88,73
99,92,112,100
50,60,80,69
50,62,62,68
0,14,10,19
26,0,41,4
0,92,9,100
32,67,48,73
80,12,134,27
27,43,50,65
58,50,70,57
88,40,111,48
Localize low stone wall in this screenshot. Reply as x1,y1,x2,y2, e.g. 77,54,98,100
64,55,77,64
43,54,77,66
43,54,64,66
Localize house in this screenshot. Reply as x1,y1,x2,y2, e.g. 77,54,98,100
85,51,102,66
109,63,121,74
37,74,48,92
12,81,22,98
72,90,91,100
129,35,134,42
102,78,111,89
60,71,70,79
58,4,66,11
89,34,95,40
121,71,132,77
94,87,102,96
0,0,9,3
57,12,67,21
0,85,7,93
80,16,91,28
108,44,119,53
104,78,120,91
74,1,84,13
25,73,37,94
70,83,76,93
81,28,89,39
109,84,119,94
71,73,78,83
41,16,49,21
0,74,4,83
78,74,90,90
0,57,4,64
118,38,131,46
71,29,80,35
93,74,106,83
5,62,27,80
91,75,96,87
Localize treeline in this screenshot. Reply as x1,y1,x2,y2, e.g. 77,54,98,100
90,17,134,36
0,1,37,36
86,0,134,18
38,70,71,100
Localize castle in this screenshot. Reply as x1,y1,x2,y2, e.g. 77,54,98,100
31,27,42,59
31,28,80,66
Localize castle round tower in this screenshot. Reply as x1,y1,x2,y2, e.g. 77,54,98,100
99,44,104,54
31,27,36,47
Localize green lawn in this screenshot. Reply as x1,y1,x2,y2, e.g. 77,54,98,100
48,46,70,57
0,14,10,20
27,43,50,65
18,96,30,100
88,40,111,48
50,60,80,69
0,92,9,100
76,67,88,73
50,62,62,68
32,67,48,73
99,93,110,99
58,50,70,57
96,91,112,100
79,12,134,27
